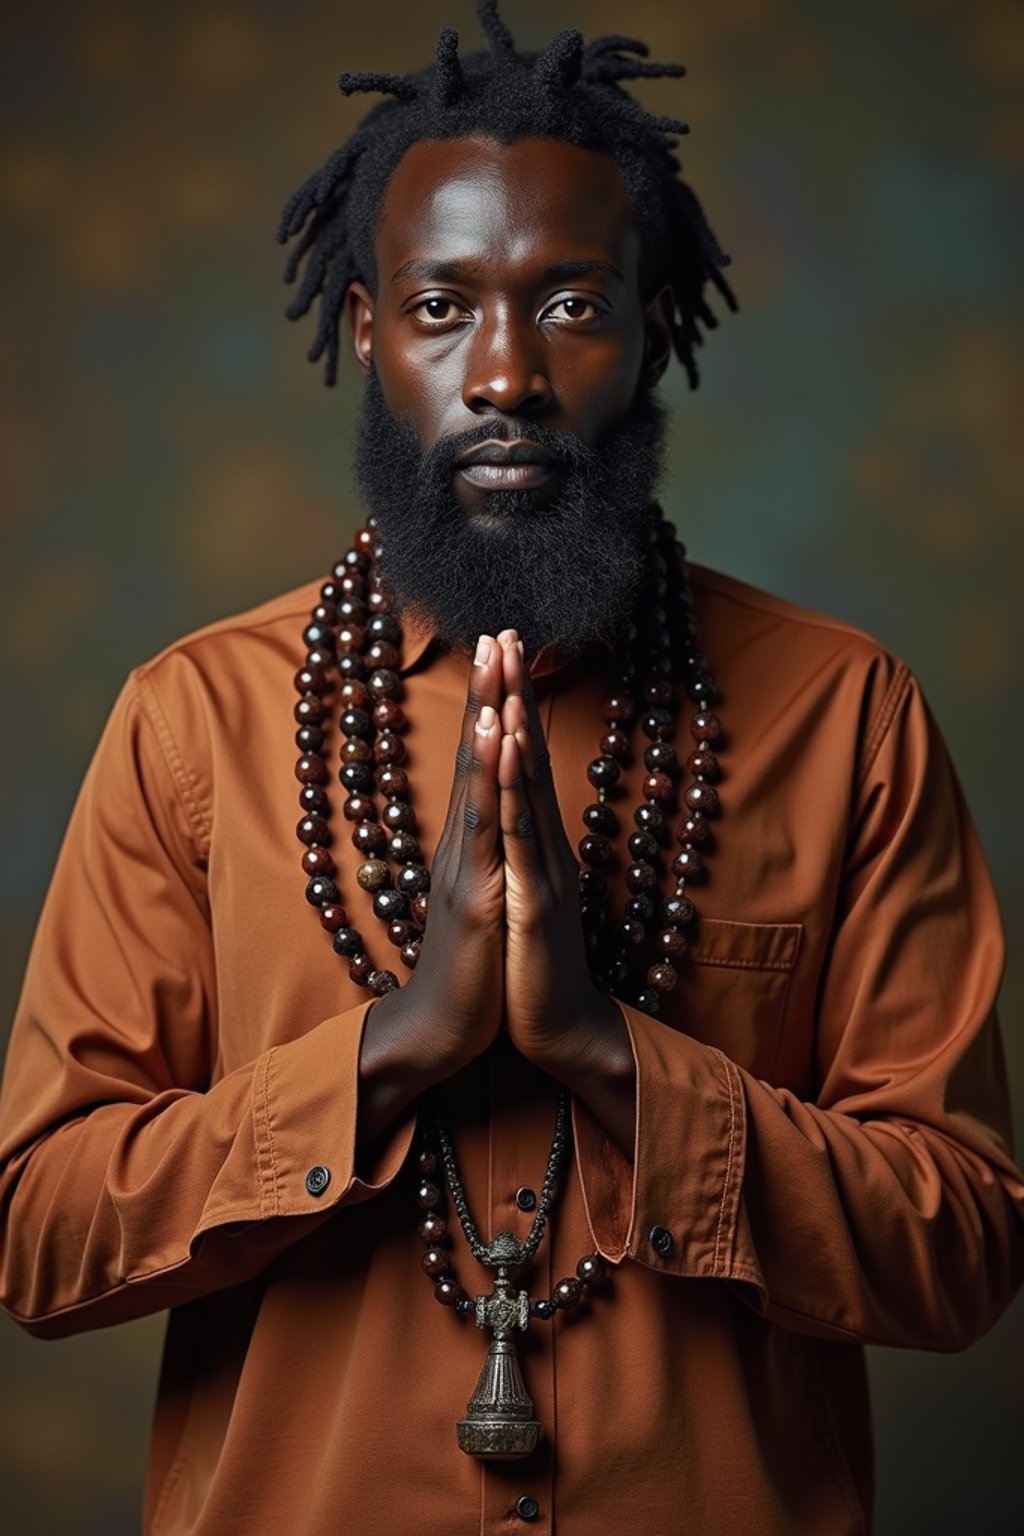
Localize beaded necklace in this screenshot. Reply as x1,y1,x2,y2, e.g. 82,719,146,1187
291,506,722,1457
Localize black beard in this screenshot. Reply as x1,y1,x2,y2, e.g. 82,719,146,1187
353,369,668,658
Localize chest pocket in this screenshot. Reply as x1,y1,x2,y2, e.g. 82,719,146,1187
667,917,802,1081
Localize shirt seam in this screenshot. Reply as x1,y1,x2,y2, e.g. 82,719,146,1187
711,1049,741,1275
856,659,911,789
133,666,212,856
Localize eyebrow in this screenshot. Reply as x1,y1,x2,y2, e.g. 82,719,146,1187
390,257,624,286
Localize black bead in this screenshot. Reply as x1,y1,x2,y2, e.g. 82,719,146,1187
578,868,607,900
605,957,630,990
579,899,605,931
634,803,665,833
368,969,399,995
627,829,659,861
641,708,674,741
625,893,656,924
332,926,363,957
635,987,661,1015
302,622,335,651
304,874,339,907
388,832,419,864
532,1298,557,1320
687,674,718,705
644,741,677,772
340,707,371,738
368,612,400,642
339,762,374,793
372,889,409,921
661,894,696,927
295,724,325,753
397,864,430,895
337,653,369,681
616,919,645,947
582,802,617,836
298,785,328,814
586,756,621,790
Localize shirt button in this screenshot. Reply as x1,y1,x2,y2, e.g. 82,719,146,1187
649,1224,673,1256
515,1495,540,1521
515,1187,537,1212
305,1165,331,1197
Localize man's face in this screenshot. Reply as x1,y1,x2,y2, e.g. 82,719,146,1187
345,134,672,654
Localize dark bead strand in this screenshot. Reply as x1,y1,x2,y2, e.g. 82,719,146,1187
412,1121,607,1323
295,510,722,1020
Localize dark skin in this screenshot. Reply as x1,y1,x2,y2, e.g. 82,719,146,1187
345,136,675,1159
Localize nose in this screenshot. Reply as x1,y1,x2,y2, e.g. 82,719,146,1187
461,309,553,416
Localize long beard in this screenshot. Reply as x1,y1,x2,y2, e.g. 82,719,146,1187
353,369,668,658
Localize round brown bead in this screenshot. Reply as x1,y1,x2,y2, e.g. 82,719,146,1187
340,739,372,766
319,903,348,933
648,962,678,993
400,940,422,969
339,679,370,708
417,1179,441,1211
354,525,376,554
578,833,613,868
679,811,709,845
302,846,335,878
297,814,330,847
625,861,657,893
374,733,406,766
417,1149,437,1175
685,782,719,814
352,822,388,856
686,748,719,779
411,893,429,925
576,1254,605,1285
294,664,329,696
295,753,328,785
377,766,410,797
643,771,675,803
383,801,414,831
348,954,374,986
421,1247,451,1278
368,668,401,699
343,794,375,822
690,711,721,742
372,699,405,731
661,894,696,927
434,1278,462,1307
554,1277,582,1310
368,969,399,995
600,729,630,761
418,1212,447,1242
673,847,703,879
643,680,673,706
337,623,366,651
356,859,390,892
294,695,325,725
657,928,688,961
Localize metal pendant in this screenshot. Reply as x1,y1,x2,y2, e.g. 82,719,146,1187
456,1234,541,1460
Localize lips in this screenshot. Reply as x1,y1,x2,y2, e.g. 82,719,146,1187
455,438,559,491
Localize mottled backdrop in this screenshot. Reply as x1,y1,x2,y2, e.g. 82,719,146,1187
1,1,1021,1531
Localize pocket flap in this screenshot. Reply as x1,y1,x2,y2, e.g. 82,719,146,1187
691,917,802,972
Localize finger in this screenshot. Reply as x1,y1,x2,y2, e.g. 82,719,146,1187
497,632,572,863
435,635,503,863
451,699,504,897
498,730,544,889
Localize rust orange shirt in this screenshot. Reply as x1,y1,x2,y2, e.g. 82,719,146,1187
1,562,1021,1535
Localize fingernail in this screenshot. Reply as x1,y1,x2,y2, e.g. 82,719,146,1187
474,636,491,667
476,705,496,735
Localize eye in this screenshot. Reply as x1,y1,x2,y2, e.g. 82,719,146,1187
411,296,467,327
544,296,603,324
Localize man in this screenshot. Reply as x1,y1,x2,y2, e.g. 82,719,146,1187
1,4,1021,1532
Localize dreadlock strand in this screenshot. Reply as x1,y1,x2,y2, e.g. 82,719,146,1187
338,71,419,102
584,58,686,84
477,0,517,58
432,27,464,110
535,29,584,95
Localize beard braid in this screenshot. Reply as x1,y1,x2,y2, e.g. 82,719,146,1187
353,368,668,658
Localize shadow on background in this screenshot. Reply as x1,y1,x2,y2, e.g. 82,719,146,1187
1,1,1021,1531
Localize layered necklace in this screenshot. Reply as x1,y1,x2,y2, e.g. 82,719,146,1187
291,506,722,1458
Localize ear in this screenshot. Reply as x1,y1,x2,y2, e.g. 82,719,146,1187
642,284,674,386
345,280,375,377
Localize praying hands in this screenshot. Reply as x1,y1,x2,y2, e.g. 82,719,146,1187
356,629,635,1158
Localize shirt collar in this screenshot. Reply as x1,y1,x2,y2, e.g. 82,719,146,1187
397,605,606,684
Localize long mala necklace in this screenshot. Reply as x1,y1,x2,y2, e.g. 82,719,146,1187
291,507,722,1458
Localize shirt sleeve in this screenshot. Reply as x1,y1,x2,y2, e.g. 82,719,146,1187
573,665,1024,1349
0,672,416,1339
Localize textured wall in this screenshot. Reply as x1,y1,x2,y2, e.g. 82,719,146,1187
1,1,1021,1530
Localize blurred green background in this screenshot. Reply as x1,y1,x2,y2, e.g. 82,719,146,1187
1,1,1021,1530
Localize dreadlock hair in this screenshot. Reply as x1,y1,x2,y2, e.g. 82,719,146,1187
277,0,738,390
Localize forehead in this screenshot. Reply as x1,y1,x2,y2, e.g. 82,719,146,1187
374,135,640,280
